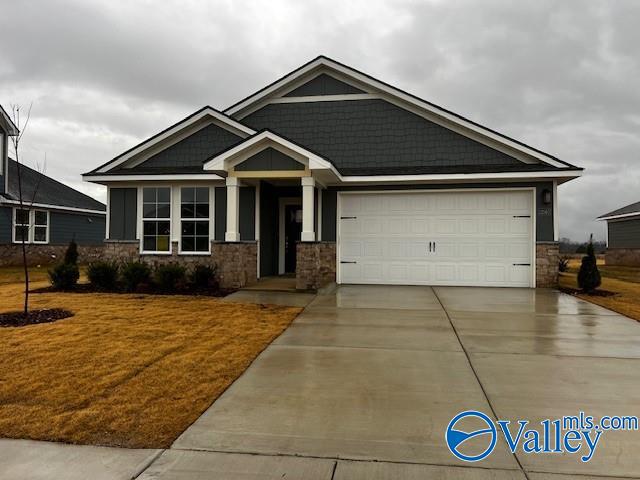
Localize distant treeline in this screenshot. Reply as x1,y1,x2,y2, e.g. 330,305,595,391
559,238,606,255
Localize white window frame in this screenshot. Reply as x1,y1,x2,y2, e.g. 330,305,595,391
178,186,211,255
140,186,172,254
12,208,50,244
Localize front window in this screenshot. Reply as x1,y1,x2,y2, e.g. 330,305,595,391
180,187,210,253
13,208,49,244
142,187,171,253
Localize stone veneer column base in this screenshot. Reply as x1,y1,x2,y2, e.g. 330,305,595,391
296,242,337,291
102,240,257,289
0,244,104,267
536,241,559,288
605,248,640,266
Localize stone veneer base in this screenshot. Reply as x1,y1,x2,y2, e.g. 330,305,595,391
0,244,104,267
102,240,257,289
605,248,640,267
296,242,337,291
536,241,559,288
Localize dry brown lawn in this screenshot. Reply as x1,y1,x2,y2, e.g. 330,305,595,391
560,267,640,322
0,272,301,448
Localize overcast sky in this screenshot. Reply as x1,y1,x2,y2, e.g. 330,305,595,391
1,0,639,241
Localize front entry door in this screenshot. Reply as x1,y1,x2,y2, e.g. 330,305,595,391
284,204,302,273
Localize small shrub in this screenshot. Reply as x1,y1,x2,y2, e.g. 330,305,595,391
190,264,217,291
64,239,79,265
121,261,151,292
49,262,80,290
558,256,570,273
154,264,187,292
87,261,119,291
577,234,601,293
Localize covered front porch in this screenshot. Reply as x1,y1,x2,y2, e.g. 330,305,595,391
206,131,337,291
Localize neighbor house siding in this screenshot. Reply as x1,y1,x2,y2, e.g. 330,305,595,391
320,182,554,242
108,187,137,240
0,206,11,243
50,211,105,245
608,218,640,249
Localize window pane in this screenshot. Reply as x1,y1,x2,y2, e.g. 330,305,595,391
195,221,209,235
182,221,195,236
16,209,29,225
143,203,157,218
34,226,47,242
34,211,47,226
157,235,170,251
14,226,28,241
156,204,170,219
182,237,195,252
157,221,170,235
143,221,156,235
143,188,156,203
181,187,195,203
143,236,156,251
181,204,195,218
195,237,209,252
195,187,208,203
195,204,209,218
157,188,170,202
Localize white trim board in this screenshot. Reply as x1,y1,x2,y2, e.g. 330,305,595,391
597,212,640,222
0,198,105,215
224,56,575,170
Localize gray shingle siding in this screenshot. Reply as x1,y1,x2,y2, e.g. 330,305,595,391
108,188,137,240
284,73,365,97
235,147,304,171
50,211,105,245
243,99,524,175
138,124,243,170
320,182,554,242
608,218,640,249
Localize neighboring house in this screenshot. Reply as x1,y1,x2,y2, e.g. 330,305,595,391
0,104,106,266
83,56,582,289
598,201,640,266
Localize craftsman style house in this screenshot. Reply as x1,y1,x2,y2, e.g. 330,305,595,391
83,56,582,289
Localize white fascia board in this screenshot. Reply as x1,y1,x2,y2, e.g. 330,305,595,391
95,108,256,173
0,198,105,215
83,173,225,183
597,212,640,222
203,130,333,171
332,169,582,185
224,57,570,169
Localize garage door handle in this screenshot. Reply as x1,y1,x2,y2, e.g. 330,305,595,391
513,215,531,218
340,216,357,220
513,263,531,266
340,261,357,264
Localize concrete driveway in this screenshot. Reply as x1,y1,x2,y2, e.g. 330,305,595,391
163,285,640,479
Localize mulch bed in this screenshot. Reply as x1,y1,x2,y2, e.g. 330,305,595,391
559,287,617,297
0,309,74,327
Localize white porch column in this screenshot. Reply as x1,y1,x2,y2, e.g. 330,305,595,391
301,176,315,242
225,176,240,242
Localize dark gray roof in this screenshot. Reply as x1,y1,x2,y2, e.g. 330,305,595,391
598,201,640,219
2,159,105,212
243,99,557,175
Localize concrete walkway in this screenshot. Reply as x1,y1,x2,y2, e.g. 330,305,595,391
3,286,639,479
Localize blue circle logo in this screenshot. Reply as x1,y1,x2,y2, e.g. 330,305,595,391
446,410,497,462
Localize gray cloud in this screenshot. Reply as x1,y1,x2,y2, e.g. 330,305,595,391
1,0,638,240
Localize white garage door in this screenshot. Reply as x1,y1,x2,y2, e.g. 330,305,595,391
338,190,534,287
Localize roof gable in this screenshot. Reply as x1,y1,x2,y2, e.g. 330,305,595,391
225,56,580,171
235,147,304,171
0,105,19,136
283,73,365,97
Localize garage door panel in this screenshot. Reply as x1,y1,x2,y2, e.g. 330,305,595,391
339,191,533,287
